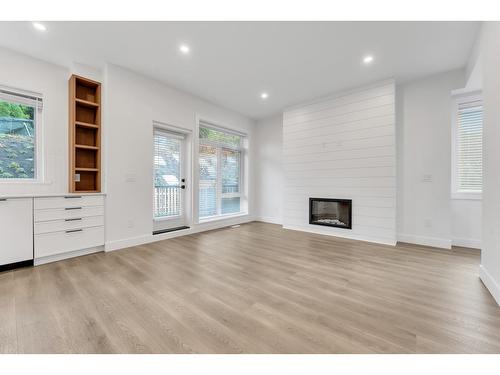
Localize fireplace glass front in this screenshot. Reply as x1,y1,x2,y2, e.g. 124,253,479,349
309,198,352,229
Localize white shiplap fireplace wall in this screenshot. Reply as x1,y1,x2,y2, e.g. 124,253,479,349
282,79,396,245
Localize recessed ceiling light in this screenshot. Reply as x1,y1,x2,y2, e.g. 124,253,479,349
179,44,190,54
363,55,374,65
32,22,47,32
260,92,269,100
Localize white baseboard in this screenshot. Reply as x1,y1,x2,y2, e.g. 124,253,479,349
105,215,254,252
34,246,104,266
451,237,481,249
283,224,396,246
479,265,500,306
105,234,152,252
397,233,452,249
255,216,282,225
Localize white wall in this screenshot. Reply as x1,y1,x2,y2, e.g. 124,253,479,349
478,22,500,305
0,47,69,196
451,199,481,249
104,64,256,250
282,80,396,245
255,114,283,224
396,69,470,249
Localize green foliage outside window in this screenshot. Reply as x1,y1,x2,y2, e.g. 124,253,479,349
0,100,36,179
199,126,241,147
0,101,34,119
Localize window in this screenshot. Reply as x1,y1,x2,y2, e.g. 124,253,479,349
198,122,246,219
452,95,482,199
0,87,42,181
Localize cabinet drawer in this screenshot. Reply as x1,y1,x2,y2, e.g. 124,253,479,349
34,215,104,234
34,195,104,210
35,205,104,222
34,226,104,258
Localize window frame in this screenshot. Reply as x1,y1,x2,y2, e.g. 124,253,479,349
0,86,44,184
451,92,483,200
196,119,247,222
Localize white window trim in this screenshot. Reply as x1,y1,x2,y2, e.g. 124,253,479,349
451,91,482,200
198,211,249,224
0,86,44,184
195,116,249,223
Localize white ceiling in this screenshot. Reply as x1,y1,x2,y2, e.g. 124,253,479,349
0,21,479,119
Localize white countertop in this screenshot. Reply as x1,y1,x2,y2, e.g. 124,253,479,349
0,193,106,199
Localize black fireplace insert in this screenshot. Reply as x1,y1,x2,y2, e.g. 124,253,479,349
309,198,352,229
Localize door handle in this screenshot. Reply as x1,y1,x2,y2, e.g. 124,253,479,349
65,229,83,234
181,185,186,189
65,218,82,222
65,207,82,210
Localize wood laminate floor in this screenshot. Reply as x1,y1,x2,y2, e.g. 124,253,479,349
1,222,499,353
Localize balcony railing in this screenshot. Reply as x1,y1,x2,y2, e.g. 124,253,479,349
154,183,241,219
154,186,181,218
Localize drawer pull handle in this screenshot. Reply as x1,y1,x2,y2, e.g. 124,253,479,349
65,207,82,210
65,229,83,234
64,196,82,199
65,218,82,222
0,198,6,202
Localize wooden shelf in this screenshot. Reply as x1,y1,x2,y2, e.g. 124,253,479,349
75,144,99,150
75,98,99,108
75,121,99,129
75,167,99,172
69,75,101,193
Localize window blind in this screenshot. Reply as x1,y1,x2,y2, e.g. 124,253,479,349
0,87,43,109
456,100,482,192
221,148,241,214
222,148,240,194
153,129,182,218
199,144,218,217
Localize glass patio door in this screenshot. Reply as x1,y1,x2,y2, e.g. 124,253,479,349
153,128,187,232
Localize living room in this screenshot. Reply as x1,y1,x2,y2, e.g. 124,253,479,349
0,1,499,373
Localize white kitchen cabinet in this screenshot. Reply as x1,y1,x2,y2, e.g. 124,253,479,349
0,194,105,269
34,226,105,258
34,195,105,263
0,198,33,267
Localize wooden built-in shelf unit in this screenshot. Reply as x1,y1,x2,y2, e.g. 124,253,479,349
69,75,101,192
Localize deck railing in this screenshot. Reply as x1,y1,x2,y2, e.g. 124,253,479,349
154,183,240,218
154,186,181,218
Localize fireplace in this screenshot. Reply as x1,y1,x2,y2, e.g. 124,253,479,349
309,198,352,229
